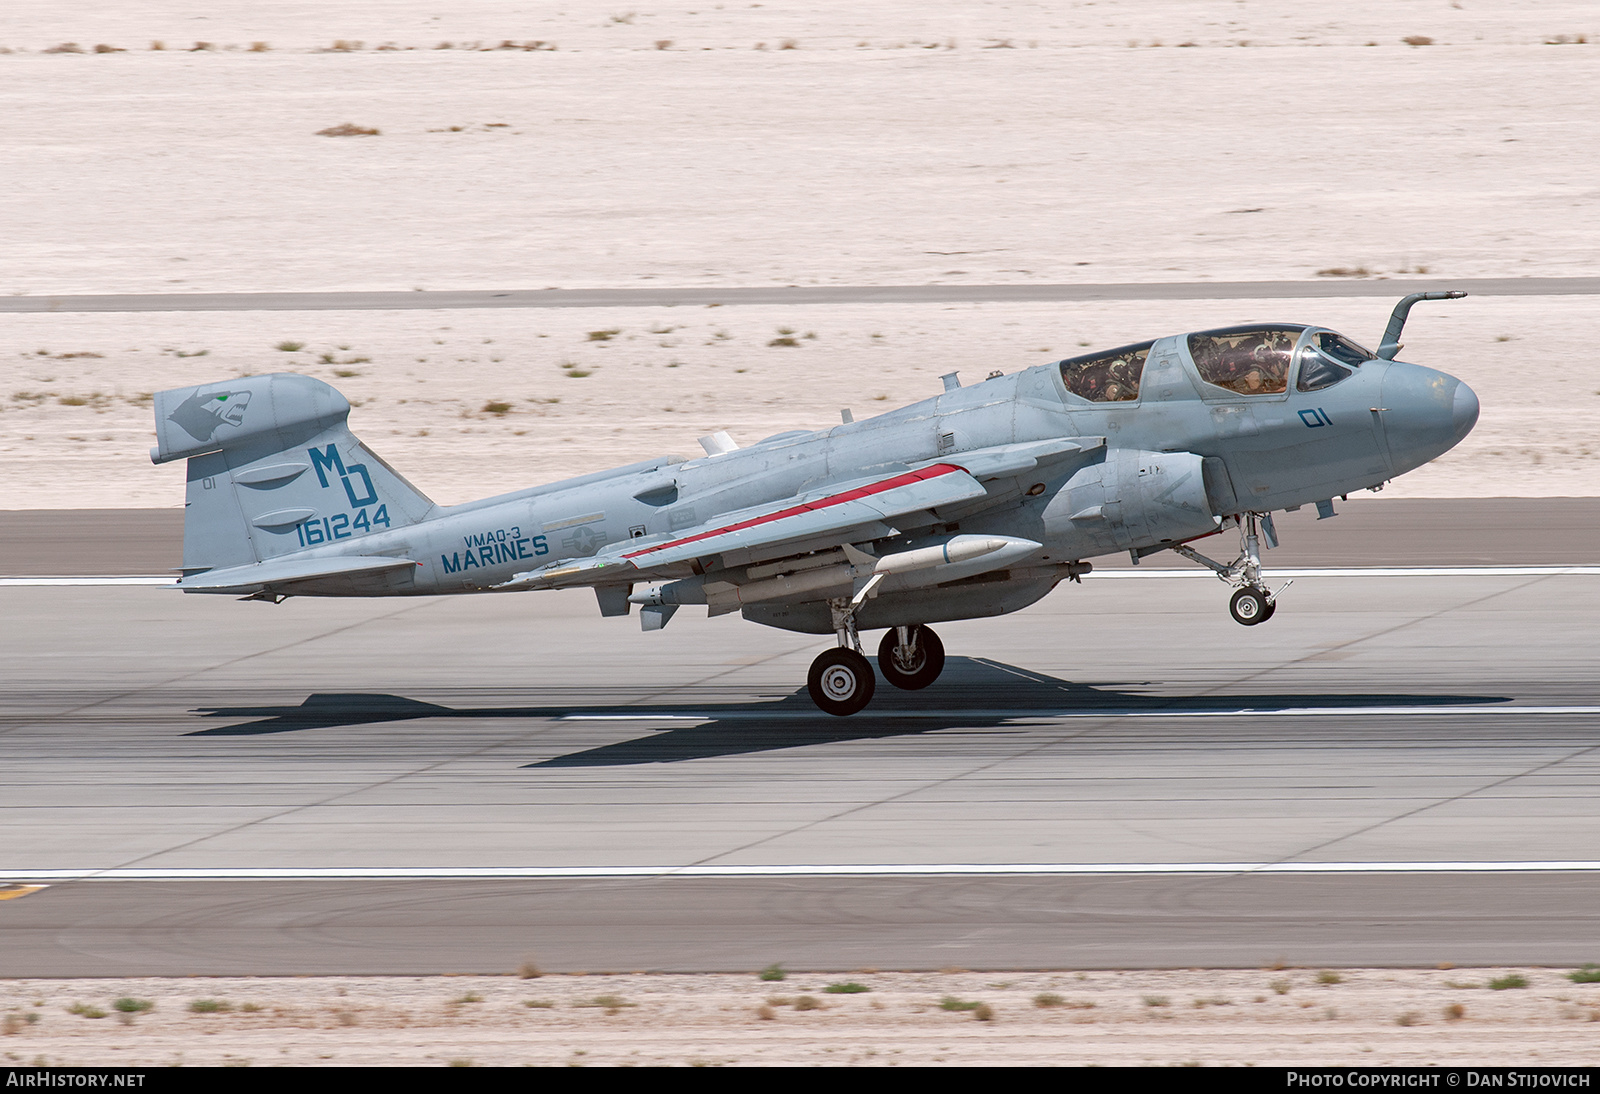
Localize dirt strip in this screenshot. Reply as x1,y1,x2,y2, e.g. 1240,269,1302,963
4,968,1599,1067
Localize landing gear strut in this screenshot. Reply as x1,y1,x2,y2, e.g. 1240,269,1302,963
807,597,876,716
806,599,950,714
877,625,945,690
1171,512,1289,627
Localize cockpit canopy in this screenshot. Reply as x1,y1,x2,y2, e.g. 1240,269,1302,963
1057,326,1378,404
1058,341,1153,402
1186,325,1303,395
1187,325,1376,396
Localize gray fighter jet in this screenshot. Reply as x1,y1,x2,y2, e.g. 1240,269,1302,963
150,292,1478,715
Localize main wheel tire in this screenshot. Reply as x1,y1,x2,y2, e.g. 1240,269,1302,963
808,648,876,716
1229,586,1270,626
877,625,947,690
1259,598,1277,622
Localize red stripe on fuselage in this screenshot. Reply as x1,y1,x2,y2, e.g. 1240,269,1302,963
621,464,964,560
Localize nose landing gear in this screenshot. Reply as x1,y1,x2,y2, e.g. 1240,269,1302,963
1228,585,1275,626
1170,512,1290,627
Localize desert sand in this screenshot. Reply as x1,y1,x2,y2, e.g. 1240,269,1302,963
4,295,1590,509
2,1,1598,506
4,967,1600,1068
3,1,1598,293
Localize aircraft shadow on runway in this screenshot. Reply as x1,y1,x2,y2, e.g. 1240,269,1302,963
185,657,1505,766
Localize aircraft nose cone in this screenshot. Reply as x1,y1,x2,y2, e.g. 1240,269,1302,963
1380,364,1476,476
1452,379,1480,442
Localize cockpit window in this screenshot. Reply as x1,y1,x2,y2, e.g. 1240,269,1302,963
1058,341,1151,403
1295,331,1372,391
1296,350,1352,392
1187,326,1302,396
1312,331,1375,367
1297,346,1351,391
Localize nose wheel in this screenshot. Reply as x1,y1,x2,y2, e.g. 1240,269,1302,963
1170,511,1289,627
1228,586,1275,626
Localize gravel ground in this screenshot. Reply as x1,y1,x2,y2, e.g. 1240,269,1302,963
3,1,1597,505
4,967,1600,1067
0,295,1585,508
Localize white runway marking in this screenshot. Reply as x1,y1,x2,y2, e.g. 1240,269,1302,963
0,577,176,586
562,705,1600,721
7,862,1600,882
6,566,1600,587
1089,566,1600,579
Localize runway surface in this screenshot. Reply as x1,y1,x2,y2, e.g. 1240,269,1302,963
5,499,1600,576
1,276,1595,313
4,560,1600,973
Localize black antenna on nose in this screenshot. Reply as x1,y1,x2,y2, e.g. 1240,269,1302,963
1376,290,1468,360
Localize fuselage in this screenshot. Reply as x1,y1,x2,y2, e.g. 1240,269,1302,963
275,322,1476,623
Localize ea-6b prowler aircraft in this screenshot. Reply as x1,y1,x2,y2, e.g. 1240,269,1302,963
151,291,1478,715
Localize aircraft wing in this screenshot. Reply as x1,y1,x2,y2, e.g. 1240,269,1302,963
499,462,988,590
924,436,1104,480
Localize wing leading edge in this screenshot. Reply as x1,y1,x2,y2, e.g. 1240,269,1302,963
498,463,988,590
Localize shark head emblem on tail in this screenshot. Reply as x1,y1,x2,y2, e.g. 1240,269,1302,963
167,389,252,442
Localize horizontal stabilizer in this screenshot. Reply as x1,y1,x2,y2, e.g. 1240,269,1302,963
151,373,351,466
177,555,417,594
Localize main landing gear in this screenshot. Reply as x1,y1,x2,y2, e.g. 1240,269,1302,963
808,648,875,717
806,599,947,715
1170,511,1290,628
878,624,945,691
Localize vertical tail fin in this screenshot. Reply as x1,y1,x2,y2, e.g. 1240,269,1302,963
151,374,434,573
